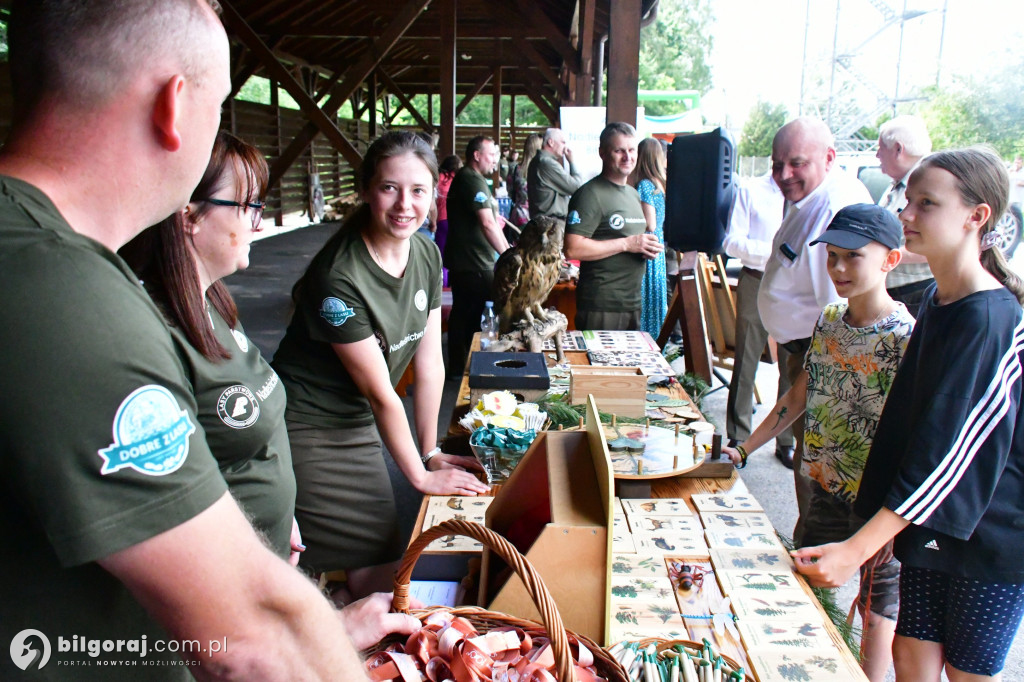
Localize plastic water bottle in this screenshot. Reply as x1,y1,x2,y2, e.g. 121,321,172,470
480,301,498,350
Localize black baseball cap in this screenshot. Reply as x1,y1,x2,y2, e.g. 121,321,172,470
810,203,903,251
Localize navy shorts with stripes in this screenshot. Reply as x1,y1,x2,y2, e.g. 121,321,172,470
896,565,1024,675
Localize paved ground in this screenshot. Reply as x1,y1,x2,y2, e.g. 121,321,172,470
227,223,1023,681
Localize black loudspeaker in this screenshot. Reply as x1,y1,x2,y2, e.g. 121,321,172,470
663,127,736,253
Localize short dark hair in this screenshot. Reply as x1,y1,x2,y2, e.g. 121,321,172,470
599,122,637,151
120,131,267,361
465,136,494,161
439,155,463,174
9,0,222,121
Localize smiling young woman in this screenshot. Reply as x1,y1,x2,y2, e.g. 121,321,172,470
272,131,489,601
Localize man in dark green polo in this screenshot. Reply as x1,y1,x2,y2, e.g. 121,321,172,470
564,122,663,331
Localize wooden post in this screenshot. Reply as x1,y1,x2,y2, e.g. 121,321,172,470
492,64,502,186
439,0,457,158
368,72,378,139
575,0,596,106
271,81,283,227
509,95,517,152
606,0,641,126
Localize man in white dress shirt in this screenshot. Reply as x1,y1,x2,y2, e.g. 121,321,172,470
876,115,933,310
757,117,872,542
723,173,795,468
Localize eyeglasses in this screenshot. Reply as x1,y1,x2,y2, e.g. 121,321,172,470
202,198,266,231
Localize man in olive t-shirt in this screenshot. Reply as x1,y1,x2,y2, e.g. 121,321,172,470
565,122,664,331
443,136,510,375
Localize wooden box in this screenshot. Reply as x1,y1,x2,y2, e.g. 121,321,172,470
479,397,614,645
569,366,646,418
469,351,551,405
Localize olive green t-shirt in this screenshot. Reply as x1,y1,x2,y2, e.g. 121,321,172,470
0,176,227,679
443,166,499,273
273,227,442,428
566,175,648,312
168,307,294,557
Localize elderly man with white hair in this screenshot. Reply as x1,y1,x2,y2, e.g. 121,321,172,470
876,114,934,309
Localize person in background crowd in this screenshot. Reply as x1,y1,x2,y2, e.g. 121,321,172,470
723,172,795,468
529,127,583,220
565,122,662,331
727,204,914,681
435,153,462,270
757,117,872,542
796,147,1024,682
443,135,509,375
876,115,934,310
499,145,510,186
508,133,540,228
634,137,669,336
273,132,488,602
0,1,395,677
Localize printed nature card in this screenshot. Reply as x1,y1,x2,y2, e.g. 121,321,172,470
614,513,628,530
612,531,637,554
611,602,685,632
700,511,773,530
730,594,821,622
610,554,668,578
704,528,786,551
746,649,852,682
610,575,677,603
716,570,805,597
622,498,694,516
423,533,484,553
633,531,710,557
737,620,834,651
710,548,795,572
629,514,703,534
690,493,764,513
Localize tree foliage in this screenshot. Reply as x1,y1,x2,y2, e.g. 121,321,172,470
639,0,714,115
738,100,787,157
918,60,1024,157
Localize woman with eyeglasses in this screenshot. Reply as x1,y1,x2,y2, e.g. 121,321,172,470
272,131,489,602
119,131,301,563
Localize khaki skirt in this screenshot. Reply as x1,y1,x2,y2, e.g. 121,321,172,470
288,421,402,572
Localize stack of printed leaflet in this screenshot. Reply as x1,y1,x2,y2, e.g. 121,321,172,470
697,493,852,681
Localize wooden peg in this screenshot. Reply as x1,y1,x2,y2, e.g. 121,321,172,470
611,414,617,427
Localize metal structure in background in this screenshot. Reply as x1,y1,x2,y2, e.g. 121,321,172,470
799,0,947,152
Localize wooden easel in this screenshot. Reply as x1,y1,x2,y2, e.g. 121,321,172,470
658,252,759,402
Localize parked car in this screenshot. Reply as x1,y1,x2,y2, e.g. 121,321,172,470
838,153,1022,258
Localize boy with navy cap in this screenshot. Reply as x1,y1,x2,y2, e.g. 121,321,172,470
725,203,915,681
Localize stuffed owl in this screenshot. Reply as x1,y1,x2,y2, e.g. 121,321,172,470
492,216,565,335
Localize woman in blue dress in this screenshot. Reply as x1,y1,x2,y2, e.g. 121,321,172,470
634,138,668,336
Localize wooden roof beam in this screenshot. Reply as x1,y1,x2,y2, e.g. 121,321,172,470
378,70,434,133
220,1,363,176
258,0,433,186
510,0,580,74
455,71,493,118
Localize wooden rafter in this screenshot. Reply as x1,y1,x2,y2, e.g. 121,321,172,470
253,0,433,185
455,71,493,118
378,70,434,132
220,1,364,175
510,0,580,74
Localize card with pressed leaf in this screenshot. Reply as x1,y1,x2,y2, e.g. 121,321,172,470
633,531,710,557
610,575,677,603
746,649,852,681
738,620,833,651
710,548,795,572
716,570,805,596
610,553,667,577
704,528,786,550
730,593,821,622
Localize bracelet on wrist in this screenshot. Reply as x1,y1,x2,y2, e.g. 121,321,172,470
422,446,442,464
735,445,748,469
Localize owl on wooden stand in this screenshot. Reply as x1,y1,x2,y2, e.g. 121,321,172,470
489,216,568,360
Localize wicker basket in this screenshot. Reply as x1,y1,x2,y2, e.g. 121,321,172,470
368,519,628,682
627,637,743,678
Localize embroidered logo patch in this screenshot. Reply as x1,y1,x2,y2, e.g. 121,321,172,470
217,385,260,429
320,297,355,326
231,329,249,353
414,289,428,311
568,210,581,225
98,385,195,476
924,539,940,551
609,213,625,230
474,191,489,204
